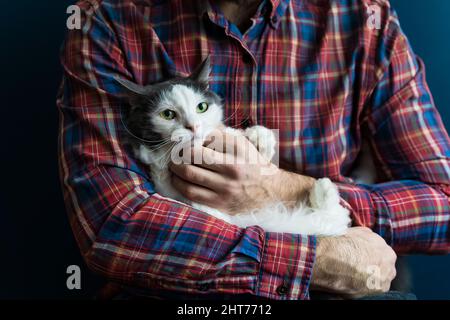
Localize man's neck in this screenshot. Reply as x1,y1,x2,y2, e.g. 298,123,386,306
220,0,262,6
216,0,263,33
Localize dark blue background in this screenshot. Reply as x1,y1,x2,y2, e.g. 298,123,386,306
0,0,448,299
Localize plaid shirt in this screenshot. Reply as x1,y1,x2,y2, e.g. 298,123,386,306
58,0,450,300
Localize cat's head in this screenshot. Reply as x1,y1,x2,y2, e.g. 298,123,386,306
116,56,223,147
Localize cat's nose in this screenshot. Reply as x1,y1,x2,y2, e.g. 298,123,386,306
186,124,200,133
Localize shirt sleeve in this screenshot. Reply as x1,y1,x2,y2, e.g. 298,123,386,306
57,2,315,300
336,7,450,254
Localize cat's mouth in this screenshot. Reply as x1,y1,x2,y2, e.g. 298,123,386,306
170,127,214,146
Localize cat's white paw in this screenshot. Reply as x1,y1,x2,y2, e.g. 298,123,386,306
245,126,276,161
308,178,351,235
309,178,341,209
223,127,243,136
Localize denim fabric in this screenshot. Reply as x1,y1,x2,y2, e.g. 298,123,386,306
357,291,417,300
310,291,417,300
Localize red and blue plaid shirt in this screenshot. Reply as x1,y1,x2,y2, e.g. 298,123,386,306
58,0,450,300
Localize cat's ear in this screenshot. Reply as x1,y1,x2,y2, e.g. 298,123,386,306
189,55,211,87
115,77,147,96
115,77,150,109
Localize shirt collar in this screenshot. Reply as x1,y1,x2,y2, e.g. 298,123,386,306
267,0,288,28
269,0,282,15
204,0,289,30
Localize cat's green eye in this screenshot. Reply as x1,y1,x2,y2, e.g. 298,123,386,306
196,102,209,113
160,109,176,120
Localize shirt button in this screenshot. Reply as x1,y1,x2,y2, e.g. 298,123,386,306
197,283,211,292
276,284,289,296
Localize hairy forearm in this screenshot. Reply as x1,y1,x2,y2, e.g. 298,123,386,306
266,168,316,207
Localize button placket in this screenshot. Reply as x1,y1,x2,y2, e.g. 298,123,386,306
239,50,257,128
250,61,258,126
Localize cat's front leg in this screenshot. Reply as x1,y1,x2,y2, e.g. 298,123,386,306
223,127,243,136
244,125,276,161
307,178,352,236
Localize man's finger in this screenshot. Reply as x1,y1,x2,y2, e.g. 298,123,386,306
169,162,231,192
189,146,238,176
171,174,221,205
204,128,248,156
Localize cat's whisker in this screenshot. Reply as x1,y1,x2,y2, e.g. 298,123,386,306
222,108,241,125
119,111,174,144
229,115,251,129
148,140,176,152
159,139,197,168
145,151,170,166
161,153,174,169
154,145,179,166
144,137,173,143
222,111,237,124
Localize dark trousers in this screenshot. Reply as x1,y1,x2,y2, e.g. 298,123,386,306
310,291,417,300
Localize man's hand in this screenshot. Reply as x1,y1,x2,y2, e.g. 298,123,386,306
169,130,315,214
311,227,397,298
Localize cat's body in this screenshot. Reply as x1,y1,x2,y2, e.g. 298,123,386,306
117,57,351,236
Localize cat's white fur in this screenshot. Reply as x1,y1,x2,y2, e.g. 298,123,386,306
133,84,351,236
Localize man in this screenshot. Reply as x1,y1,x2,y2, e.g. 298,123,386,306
58,0,450,299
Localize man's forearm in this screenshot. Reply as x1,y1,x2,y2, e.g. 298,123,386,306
266,169,316,207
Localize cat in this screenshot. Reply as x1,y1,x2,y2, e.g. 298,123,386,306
115,57,351,236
